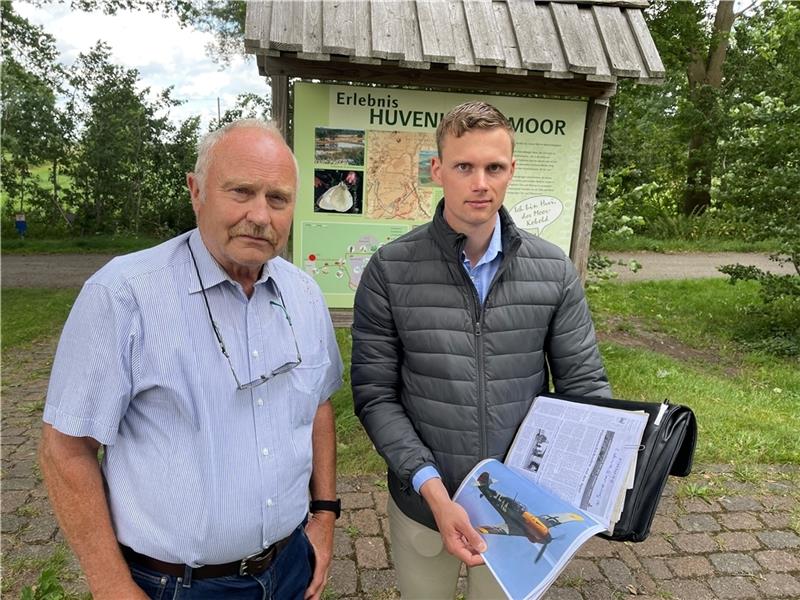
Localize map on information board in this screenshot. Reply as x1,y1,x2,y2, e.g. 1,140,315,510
365,130,437,221
293,83,587,308
300,221,410,303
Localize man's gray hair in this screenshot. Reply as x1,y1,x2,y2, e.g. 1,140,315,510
192,119,300,199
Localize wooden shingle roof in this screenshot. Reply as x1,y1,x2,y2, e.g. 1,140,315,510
245,0,664,89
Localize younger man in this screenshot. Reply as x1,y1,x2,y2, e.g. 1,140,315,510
352,102,610,599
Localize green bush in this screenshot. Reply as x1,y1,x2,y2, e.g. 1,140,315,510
643,207,740,241
719,241,800,356
593,166,649,240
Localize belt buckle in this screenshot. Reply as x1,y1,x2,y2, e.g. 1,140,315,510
238,545,274,576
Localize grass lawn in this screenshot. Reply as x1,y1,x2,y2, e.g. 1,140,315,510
588,279,799,465
3,281,798,475
599,343,799,464
1,289,78,351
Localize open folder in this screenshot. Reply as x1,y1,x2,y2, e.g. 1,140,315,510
453,394,697,600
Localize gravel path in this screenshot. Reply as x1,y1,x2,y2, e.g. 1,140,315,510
1,251,789,288
2,254,115,288
605,252,788,282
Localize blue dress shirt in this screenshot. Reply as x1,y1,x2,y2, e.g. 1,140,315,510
411,216,503,493
44,230,343,565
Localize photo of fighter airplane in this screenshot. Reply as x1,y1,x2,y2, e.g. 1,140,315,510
474,471,585,562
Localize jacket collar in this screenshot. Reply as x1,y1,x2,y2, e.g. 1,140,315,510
430,198,522,261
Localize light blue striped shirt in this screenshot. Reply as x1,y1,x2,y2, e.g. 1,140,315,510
412,217,503,493
44,229,343,565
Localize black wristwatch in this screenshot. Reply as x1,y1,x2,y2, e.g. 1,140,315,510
309,499,341,519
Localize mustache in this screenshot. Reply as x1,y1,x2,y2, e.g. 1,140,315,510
228,223,279,245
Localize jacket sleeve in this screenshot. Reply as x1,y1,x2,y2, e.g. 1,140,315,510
351,252,436,488
546,257,612,398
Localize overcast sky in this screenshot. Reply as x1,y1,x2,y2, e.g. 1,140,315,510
17,2,269,130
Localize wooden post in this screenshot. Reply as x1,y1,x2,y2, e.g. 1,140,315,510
271,75,290,139
270,75,292,262
571,89,613,282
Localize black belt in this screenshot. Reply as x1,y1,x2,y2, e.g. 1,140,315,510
120,532,294,579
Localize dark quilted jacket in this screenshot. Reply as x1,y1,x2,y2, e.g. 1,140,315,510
351,200,611,528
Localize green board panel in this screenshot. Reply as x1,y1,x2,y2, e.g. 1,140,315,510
293,83,587,307
299,221,410,305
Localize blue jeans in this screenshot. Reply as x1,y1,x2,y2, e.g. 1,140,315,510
130,526,314,599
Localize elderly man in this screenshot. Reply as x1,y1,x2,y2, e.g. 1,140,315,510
40,120,343,599
352,101,611,599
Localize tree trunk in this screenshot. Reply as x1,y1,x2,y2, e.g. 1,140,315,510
52,158,58,208
51,157,72,226
685,130,712,215
682,0,737,216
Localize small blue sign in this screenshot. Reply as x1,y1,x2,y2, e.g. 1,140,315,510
15,213,27,238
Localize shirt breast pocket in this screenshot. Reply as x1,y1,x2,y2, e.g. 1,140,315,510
288,351,331,426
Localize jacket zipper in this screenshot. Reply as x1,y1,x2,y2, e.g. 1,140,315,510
459,231,520,460
461,269,486,459
475,315,486,458
456,239,488,459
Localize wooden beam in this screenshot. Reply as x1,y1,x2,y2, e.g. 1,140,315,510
262,55,616,98
592,5,645,78
269,74,291,263
330,309,353,328
493,0,527,76
399,0,430,68
576,6,615,82
571,93,612,282
352,0,381,65
551,3,598,75
271,75,290,140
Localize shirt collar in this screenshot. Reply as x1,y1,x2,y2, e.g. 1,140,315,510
186,229,274,295
462,215,503,269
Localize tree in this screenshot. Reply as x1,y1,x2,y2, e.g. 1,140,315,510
66,42,185,233
646,0,752,216
178,1,247,65
1,2,72,228
210,91,271,130
139,115,200,236
717,0,800,239
0,1,227,237
682,1,739,216
599,0,778,234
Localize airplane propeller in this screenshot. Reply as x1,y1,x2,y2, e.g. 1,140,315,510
474,473,497,487
534,534,563,563
473,473,497,497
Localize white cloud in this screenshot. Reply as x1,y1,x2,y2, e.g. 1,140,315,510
16,2,269,129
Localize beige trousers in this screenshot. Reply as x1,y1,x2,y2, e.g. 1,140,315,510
388,496,507,599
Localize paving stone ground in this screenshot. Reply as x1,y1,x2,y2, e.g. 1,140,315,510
2,337,798,599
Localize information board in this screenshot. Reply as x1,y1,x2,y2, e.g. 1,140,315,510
293,83,587,308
